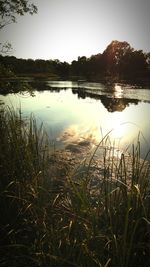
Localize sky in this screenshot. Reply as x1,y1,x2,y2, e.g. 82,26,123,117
1,0,150,62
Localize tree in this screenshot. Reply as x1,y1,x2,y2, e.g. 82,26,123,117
0,0,37,29
119,50,148,79
0,0,37,78
0,0,37,54
102,40,133,76
146,53,150,67
88,53,105,80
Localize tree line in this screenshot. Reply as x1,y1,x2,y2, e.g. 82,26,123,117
0,2,150,84
0,40,150,83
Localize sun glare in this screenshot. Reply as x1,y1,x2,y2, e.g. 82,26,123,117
112,121,127,139
114,84,124,98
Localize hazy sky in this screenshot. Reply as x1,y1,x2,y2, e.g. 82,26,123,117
1,0,150,62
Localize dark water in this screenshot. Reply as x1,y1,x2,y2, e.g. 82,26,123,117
1,81,150,159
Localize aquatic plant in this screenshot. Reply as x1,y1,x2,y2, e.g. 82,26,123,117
0,107,150,267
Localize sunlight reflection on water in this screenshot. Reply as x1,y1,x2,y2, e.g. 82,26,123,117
0,81,150,159
114,84,124,98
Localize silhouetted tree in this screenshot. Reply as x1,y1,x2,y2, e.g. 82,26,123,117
0,40,149,83
119,50,148,79
70,60,80,78
58,61,70,79
146,53,150,65
0,0,37,29
0,0,37,78
102,40,133,76
146,53,150,77
88,53,105,80
0,0,37,54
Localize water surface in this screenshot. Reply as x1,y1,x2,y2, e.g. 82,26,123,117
1,81,150,159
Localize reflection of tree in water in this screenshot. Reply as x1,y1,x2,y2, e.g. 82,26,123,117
0,80,33,95
100,96,139,112
0,79,69,95
72,88,139,112
30,81,68,93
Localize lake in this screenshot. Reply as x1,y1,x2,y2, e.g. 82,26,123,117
0,81,150,159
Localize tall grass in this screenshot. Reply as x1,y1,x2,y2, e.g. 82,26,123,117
0,107,150,267
0,107,51,266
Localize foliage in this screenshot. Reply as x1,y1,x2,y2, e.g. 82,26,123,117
0,42,13,54
0,0,37,29
0,0,37,56
2,40,150,83
0,107,150,266
0,107,50,266
0,55,69,80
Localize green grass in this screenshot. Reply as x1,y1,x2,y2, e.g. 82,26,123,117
0,107,150,267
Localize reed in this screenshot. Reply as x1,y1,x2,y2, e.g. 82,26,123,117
0,107,51,266
0,107,150,267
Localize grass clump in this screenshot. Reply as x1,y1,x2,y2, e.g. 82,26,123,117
0,107,150,267
0,107,51,266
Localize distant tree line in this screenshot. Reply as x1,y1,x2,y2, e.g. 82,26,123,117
0,40,150,83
